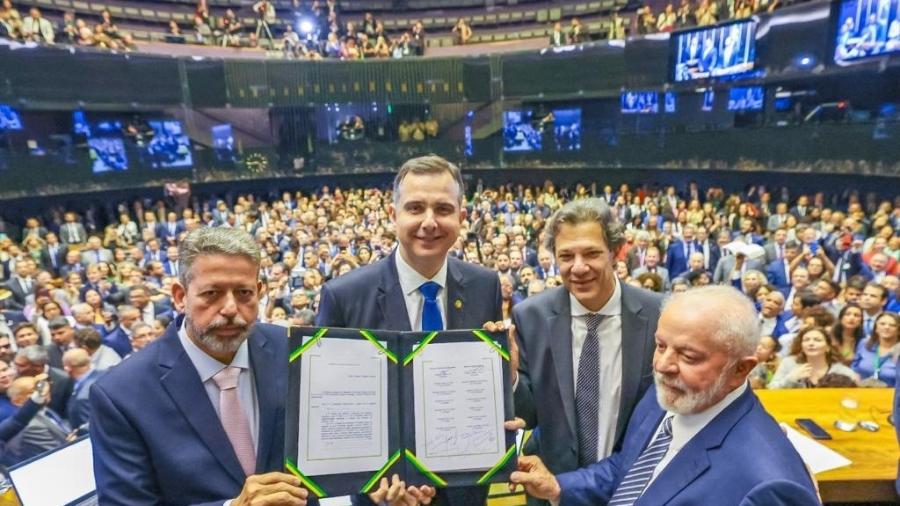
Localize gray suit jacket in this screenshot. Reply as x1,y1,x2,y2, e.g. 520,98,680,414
1,409,69,466
511,284,663,477
712,255,765,284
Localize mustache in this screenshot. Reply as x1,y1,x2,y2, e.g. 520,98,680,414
205,315,250,331
654,371,689,391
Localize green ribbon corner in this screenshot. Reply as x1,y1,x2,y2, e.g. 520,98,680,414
289,327,328,362
471,330,510,361
359,329,399,364
475,445,517,485
284,458,328,498
359,449,403,494
404,449,448,487
401,331,440,366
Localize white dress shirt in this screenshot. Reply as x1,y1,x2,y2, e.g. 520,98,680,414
570,278,623,461
142,302,157,325
646,382,749,485
178,322,259,452
395,252,448,331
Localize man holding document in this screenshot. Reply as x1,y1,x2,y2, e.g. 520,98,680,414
316,155,504,506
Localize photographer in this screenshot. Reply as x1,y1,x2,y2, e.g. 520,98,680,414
252,0,275,47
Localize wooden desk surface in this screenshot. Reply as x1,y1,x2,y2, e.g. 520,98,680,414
756,388,898,503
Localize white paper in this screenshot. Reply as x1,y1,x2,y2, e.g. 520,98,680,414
413,341,507,472
298,337,389,476
783,426,852,474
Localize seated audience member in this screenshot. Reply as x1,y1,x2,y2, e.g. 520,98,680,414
62,348,102,432
769,326,858,388
830,302,864,365
851,312,899,386
20,7,53,44
508,286,819,505
451,17,472,45
1,376,69,466
75,327,121,371
749,335,781,388
14,345,73,418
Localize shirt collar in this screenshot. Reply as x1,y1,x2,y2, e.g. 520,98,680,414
178,319,250,383
570,277,622,317
395,251,448,297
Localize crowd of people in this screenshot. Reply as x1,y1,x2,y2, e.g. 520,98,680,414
0,164,896,489
635,0,781,35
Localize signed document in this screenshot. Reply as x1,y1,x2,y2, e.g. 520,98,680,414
412,341,506,472
297,337,390,476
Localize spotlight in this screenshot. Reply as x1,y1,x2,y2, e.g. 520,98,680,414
299,18,315,35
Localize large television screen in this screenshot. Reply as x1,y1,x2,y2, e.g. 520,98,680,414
88,137,128,173
548,108,581,151
147,120,192,168
673,20,757,82
621,91,659,114
728,86,765,111
503,110,541,152
834,0,900,63
0,105,23,131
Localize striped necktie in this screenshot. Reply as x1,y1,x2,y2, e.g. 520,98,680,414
575,313,605,466
608,416,674,506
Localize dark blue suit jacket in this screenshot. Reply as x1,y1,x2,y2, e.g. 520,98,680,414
316,252,502,506
90,318,308,506
665,240,696,280
766,259,791,290
102,325,133,358
556,385,819,506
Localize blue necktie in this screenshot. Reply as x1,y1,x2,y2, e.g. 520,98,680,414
576,313,605,466
608,416,674,506
418,281,443,331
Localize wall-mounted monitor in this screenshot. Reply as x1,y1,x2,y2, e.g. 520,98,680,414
503,110,541,151
727,86,765,111
147,120,192,168
664,92,677,113
621,91,659,114
834,0,900,63
702,90,716,111
88,137,128,173
212,123,237,162
549,108,581,151
672,20,757,82
0,105,23,131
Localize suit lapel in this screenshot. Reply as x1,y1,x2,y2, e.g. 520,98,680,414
376,253,412,331
157,325,246,486
445,259,466,330
638,388,756,505
617,285,651,444
548,288,577,440
249,330,278,474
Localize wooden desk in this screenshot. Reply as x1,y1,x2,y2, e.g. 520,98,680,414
756,388,898,503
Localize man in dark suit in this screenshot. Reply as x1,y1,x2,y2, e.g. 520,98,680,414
62,348,103,431
508,198,662,506
90,227,314,506
101,305,140,358
766,240,801,291
58,250,85,280
2,376,69,466
4,260,34,311
317,155,500,506
46,316,77,369
665,223,698,280
13,345,73,421
510,286,819,506
39,232,67,276
159,211,186,245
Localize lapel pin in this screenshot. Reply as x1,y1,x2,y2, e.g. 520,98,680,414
454,299,463,310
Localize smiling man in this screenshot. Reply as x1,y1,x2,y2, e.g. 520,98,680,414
510,198,662,506
510,286,820,506
317,155,502,506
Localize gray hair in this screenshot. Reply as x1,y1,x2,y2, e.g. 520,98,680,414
130,322,153,335
70,303,92,316
16,345,49,365
543,198,624,253
116,304,140,317
662,285,760,359
178,227,261,287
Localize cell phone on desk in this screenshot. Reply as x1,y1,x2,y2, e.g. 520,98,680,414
795,418,831,440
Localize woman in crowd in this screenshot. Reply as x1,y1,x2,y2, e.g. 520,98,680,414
830,303,864,365
84,288,115,326
851,312,899,386
749,335,781,388
636,272,663,292
769,326,858,388
451,17,472,45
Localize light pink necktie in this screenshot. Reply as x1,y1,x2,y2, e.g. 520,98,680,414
212,366,256,477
